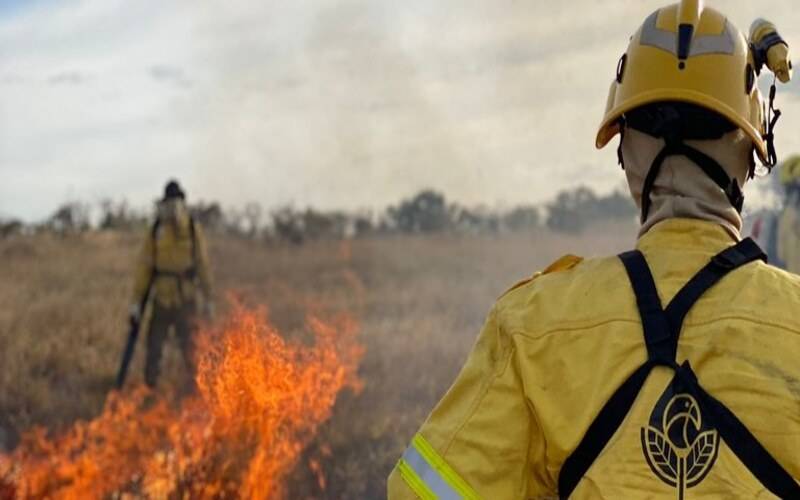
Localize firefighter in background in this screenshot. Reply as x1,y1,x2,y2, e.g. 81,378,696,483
779,155,800,273
389,2,800,499
130,180,214,388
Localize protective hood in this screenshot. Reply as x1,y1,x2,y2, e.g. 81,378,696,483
621,127,753,240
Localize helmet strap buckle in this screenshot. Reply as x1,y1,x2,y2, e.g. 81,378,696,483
724,179,745,213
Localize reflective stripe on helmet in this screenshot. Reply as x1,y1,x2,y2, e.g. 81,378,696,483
396,434,480,500
639,11,736,57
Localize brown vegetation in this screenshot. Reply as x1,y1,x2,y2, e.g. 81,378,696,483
0,222,635,498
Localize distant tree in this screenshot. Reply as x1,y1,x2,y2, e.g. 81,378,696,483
546,186,635,233
48,202,91,234
98,199,147,231
190,202,224,233
388,190,452,233
503,206,540,232
593,190,636,220
303,209,348,240
271,206,304,245
352,212,375,238
243,202,263,238
222,207,247,237
453,207,499,234
0,219,23,238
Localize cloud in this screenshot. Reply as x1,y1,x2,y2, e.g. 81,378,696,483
47,70,89,85
0,73,24,85
149,64,191,88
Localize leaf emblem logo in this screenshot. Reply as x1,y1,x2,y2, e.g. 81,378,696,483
642,387,719,500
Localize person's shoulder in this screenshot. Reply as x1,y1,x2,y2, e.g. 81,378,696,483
754,260,800,292
498,254,583,298
496,253,622,309
715,260,800,334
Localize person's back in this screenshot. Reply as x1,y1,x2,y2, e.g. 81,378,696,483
495,219,800,497
389,1,799,498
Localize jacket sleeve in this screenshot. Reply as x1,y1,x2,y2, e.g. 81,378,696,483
387,306,551,499
194,223,213,297
131,229,155,306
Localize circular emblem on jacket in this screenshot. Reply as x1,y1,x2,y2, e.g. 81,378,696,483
641,379,720,499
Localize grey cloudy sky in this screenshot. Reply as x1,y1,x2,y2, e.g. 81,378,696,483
2,0,800,221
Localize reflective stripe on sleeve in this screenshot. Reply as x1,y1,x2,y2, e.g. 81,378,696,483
396,434,480,500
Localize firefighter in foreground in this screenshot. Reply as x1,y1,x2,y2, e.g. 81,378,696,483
779,155,800,274
389,2,799,498
129,180,213,388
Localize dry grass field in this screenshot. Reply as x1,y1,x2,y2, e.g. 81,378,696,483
0,222,635,498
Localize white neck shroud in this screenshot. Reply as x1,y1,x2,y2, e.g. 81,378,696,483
621,127,753,240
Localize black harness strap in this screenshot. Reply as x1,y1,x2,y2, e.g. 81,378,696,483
556,362,654,498
558,238,798,499
619,250,675,366
664,238,764,334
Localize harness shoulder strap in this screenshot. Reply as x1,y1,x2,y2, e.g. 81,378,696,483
618,250,674,364
665,238,766,333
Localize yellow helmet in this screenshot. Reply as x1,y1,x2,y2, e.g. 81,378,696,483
597,0,792,166
780,155,800,185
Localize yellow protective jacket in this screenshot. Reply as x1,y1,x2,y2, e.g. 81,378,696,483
132,216,213,309
388,219,800,499
778,203,800,274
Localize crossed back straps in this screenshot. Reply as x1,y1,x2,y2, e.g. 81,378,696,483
151,216,198,280
558,238,799,499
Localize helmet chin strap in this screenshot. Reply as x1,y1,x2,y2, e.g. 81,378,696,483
639,137,744,224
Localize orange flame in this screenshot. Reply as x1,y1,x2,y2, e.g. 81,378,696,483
0,300,363,499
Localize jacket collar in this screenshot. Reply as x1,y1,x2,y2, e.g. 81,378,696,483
636,218,739,256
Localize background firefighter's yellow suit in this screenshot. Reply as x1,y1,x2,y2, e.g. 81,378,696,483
778,203,800,273
778,156,800,274
131,182,213,387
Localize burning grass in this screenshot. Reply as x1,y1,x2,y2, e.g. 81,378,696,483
0,301,363,499
0,223,635,498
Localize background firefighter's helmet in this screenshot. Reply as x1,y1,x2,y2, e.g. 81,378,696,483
780,155,800,186
596,0,792,166
163,180,186,201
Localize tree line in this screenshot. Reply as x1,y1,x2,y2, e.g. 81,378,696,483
0,186,635,242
